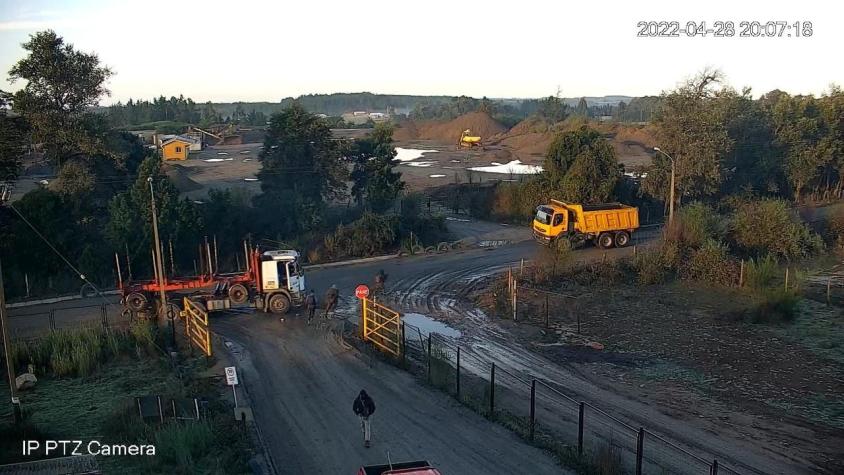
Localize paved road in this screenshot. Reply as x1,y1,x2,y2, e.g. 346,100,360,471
216,313,565,474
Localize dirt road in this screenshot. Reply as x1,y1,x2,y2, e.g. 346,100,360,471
214,314,566,474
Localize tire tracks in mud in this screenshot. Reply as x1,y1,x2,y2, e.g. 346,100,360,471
385,263,819,475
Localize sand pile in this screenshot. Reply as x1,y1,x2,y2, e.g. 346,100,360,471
164,163,203,192
394,112,507,144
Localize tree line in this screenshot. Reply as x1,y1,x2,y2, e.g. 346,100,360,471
0,31,441,299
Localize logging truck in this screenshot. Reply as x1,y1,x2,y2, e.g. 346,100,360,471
119,247,306,315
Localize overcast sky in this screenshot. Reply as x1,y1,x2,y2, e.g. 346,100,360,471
0,0,841,104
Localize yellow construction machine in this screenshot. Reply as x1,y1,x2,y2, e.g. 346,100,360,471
457,129,482,149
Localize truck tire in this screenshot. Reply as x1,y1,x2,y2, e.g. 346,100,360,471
126,292,149,312
598,233,614,249
228,283,249,304
614,231,631,248
267,293,291,315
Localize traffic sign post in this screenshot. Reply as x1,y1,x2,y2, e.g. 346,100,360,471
355,285,370,299
225,366,239,407
356,285,370,338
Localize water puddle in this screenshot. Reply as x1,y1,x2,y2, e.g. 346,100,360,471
403,313,461,338
395,147,439,162
468,160,543,174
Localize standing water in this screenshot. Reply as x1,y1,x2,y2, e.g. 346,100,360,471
402,313,461,338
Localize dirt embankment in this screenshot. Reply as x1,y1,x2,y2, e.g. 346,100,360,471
395,113,658,168
394,112,508,144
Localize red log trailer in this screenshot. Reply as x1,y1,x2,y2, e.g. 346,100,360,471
119,247,306,315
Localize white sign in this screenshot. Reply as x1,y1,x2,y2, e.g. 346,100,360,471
225,366,239,386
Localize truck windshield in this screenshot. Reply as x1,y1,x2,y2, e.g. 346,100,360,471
535,207,553,225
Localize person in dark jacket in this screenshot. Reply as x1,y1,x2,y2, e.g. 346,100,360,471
352,389,376,447
323,284,338,318
304,290,317,325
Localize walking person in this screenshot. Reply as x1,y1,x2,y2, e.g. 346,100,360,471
304,290,317,325
352,389,376,448
323,284,338,319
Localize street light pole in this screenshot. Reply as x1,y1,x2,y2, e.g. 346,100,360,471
148,178,175,348
654,147,676,226
0,257,22,424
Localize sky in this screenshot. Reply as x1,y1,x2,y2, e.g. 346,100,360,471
0,0,841,104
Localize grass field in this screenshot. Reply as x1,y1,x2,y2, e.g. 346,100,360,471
0,326,251,473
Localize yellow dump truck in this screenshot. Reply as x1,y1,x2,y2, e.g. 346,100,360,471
533,200,639,248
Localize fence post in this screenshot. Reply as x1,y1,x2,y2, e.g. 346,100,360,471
520,258,524,277
739,260,744,287
529,379,536,441
544,295,549,328
711,459,719,475
828,276,832,306
512,280,517,321
101,304,108,330
578,402,584,456
456,346,461,399
636,427,644,475
784,267,789,290
489,363,496,419
401,322,406,367
49,310,56,331
427,333,432,384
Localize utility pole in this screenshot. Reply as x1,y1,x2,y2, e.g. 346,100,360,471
0,258,22,424
654,147,676,226
148,178,174,348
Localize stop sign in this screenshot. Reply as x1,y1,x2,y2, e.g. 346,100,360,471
355,284,370,299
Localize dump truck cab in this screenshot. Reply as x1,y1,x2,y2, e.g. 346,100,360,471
534,199,639,249
533,202,570,243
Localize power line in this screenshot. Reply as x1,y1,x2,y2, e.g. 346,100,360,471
6,202,115,306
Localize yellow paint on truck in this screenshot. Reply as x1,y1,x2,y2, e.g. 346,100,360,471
533,200,639,248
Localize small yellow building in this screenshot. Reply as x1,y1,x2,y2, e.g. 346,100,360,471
161,137,193,161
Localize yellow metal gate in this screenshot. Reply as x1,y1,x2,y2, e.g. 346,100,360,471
361,298,402,357
181,297,212,357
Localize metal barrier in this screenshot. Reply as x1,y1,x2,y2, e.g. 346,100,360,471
8,303,131,340
361,298,402,357
181,297,211,357
402,321,747,475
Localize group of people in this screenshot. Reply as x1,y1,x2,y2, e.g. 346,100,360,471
302,284,339,325
301,270,389,325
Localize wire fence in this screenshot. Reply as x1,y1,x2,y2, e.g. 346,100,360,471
8,303,132,340
399,320,746,475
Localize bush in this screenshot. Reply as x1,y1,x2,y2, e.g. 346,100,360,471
328,212,398,259
748,289,801,324
744,254,778,289
668,202,723,247
731,199,823,259
682,239,738,286
633,241,680,285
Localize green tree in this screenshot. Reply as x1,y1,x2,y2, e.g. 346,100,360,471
253,103,345,236
107,156,202,275
769,93,828,200
575,97,588,117
537,95,568,123
350,123,405,212
7,30,113,164
0,93,28,180
643,70,732,206
544,127,620,203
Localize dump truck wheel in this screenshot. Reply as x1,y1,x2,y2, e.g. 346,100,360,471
615,231,630,248
228,284,249,304
126,292,149,312
598,233,614,249
267,293,290,315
